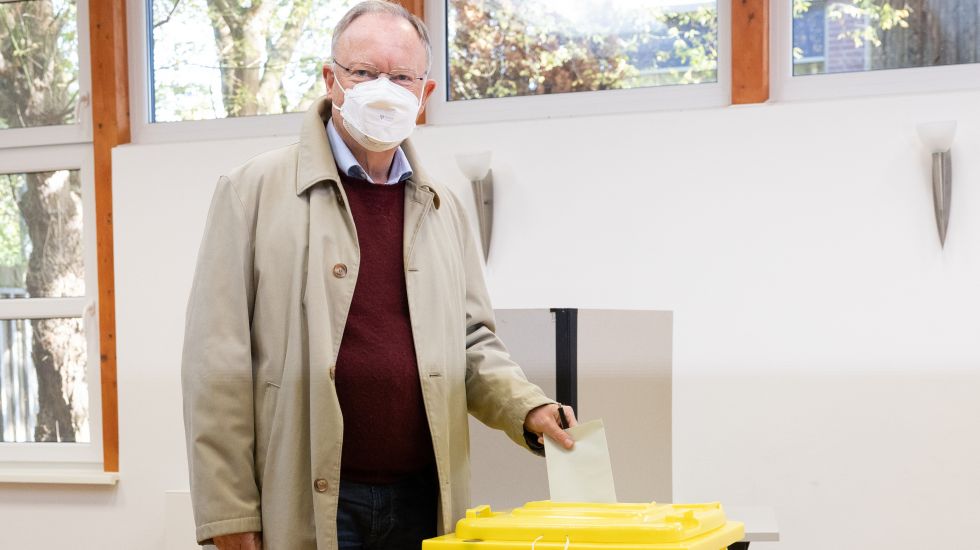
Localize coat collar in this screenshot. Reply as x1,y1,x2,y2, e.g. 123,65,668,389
296,96,440,209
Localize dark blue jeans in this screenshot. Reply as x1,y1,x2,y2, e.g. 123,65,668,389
336,469,439,549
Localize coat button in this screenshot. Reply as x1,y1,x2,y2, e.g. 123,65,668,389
332,263,348,278
314,478,329,492
329,366,336,381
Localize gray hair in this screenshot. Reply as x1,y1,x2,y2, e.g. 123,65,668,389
331,1,432,74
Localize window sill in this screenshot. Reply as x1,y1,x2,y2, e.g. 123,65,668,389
0,469,119,485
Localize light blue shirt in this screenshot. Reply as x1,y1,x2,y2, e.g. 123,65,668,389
326,119,413,185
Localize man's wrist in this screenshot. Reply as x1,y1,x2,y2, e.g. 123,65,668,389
523,426,545,452
213,531,261,550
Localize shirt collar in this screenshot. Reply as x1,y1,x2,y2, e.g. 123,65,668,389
325,118,413,185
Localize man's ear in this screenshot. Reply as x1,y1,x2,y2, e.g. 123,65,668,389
323,63,337,100
419,79,437,115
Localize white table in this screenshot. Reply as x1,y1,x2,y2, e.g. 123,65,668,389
726,506,780,548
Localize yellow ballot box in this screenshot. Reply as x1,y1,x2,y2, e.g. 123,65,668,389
423,501,744,550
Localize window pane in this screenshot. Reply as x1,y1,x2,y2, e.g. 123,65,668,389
0,170,85,299
0,317,88,443
150,0,358,122
793,0,980,76
447,0,719,101
0,0,80,129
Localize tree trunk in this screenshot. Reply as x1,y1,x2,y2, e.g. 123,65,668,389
207,0,275,116
0,1,77,128
256,0,313,112
17,171,86,442
871,0,980,70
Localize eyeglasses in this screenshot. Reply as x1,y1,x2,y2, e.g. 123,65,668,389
332,59,426,89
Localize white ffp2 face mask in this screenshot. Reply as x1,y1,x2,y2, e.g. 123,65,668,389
334,78,422,152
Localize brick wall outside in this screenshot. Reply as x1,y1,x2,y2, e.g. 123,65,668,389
825,5,870,73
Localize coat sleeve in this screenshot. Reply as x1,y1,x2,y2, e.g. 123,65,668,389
181,176,262,544
448,191,555,453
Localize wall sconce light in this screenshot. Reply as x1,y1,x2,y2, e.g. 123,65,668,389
917,121,957,247
455,151,493,261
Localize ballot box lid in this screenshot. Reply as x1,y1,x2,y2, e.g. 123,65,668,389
424,501,745,550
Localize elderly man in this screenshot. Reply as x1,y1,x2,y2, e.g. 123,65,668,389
181,2,576,549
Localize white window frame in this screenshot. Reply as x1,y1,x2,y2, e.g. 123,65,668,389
126,0,305,143
0,0,93,149
0,143,108,481
771,0,980,102
423,0,731,126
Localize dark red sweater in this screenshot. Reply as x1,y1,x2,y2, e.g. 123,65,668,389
334,175,435,484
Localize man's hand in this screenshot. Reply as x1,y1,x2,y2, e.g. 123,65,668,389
214,532,262,550
524,404,578,450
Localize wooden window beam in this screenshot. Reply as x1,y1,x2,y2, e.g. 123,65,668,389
732,0,770,104
396,0,424,18
396,0,428,125
88,0,129,473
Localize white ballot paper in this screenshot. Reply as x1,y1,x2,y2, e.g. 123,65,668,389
544,418,617,503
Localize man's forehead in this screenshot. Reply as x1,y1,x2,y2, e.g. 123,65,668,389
333,13,426,66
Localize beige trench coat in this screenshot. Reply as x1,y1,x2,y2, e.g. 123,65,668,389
181,97,553,549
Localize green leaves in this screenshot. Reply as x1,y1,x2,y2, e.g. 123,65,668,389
799,1,912,49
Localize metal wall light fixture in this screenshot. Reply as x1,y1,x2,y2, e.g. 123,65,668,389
455,151,493,260
917,121,957,247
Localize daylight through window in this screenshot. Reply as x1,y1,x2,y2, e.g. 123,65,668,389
0,170,89,444
447,0,719,101
150,0,359,122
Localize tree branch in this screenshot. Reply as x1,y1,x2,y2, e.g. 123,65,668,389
257,0,312,100
153,0,182,29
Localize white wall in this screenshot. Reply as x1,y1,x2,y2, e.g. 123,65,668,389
413,90,980,549
2,87,979,549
